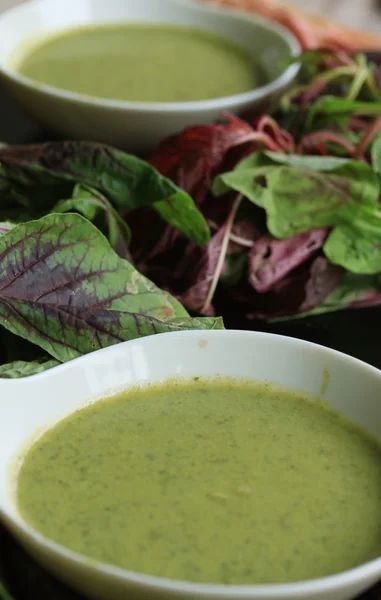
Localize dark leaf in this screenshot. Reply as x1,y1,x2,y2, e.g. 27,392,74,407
52,184,132,259
0,141,210,245
0,582,14,600
276,271,381,320
129,114,255,263
176,195,242,315
176,226,229,316
0,524,84,600
148,113,255,204
248,257,344,320
220,253,248,287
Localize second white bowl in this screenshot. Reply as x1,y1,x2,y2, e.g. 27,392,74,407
0,330,381,600
0,0,300,152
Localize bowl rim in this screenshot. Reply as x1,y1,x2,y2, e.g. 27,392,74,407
0,0,301,113
2,329,381,598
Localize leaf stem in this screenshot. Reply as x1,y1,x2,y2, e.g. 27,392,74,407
354,116,381,159
228,232,255,248
298,131,356,155
201,194,243,314
208,221,255,249
346,67,369,102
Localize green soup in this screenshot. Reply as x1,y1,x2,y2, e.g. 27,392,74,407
16,24,265,103
17,379,381,584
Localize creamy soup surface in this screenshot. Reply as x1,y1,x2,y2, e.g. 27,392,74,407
17,378,381,584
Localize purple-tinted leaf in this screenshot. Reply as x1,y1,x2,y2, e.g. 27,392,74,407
0,214,221,362
128,115,255,263
176,226,228,316
249,229,327,293
247,257,344,319
148,113,256,204
176,195,243,315
285,271,381,319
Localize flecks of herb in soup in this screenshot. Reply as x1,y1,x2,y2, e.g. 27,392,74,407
17,379,381,584
16,24,266,103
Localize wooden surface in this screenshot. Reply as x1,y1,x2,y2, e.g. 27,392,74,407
1,0,381,34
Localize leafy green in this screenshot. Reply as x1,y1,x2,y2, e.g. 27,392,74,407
213,167,270,207
263,151,350,171
309,96,381,118
273,272,381,321
213,152,356,214
213,154,381,275
0,142,210,245
51,184,131,258
0,359,60,379
0,213,221,364
262,162,379,238
324,208,381,274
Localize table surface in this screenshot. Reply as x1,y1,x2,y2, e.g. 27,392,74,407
0,0,381,33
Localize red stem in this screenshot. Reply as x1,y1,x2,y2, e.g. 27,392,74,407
350,116,370,132
354,116,381,159
298,131,356,155
254,115,295,152
230,132,280,152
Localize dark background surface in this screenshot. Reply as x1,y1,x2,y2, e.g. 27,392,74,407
0,86,380,599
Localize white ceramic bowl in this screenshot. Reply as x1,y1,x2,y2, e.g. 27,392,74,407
0,0,300,152
1,330,381,600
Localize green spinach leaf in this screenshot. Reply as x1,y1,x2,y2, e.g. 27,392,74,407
262,162,379,238
324,208,381,274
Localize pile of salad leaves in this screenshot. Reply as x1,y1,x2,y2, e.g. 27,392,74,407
0,143,222,378
2,46,381,600
1,49,381,379
133,50,381,321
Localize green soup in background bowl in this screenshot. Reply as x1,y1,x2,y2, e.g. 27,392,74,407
1,330,381,600
0,0,300,152
15,24,268,103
